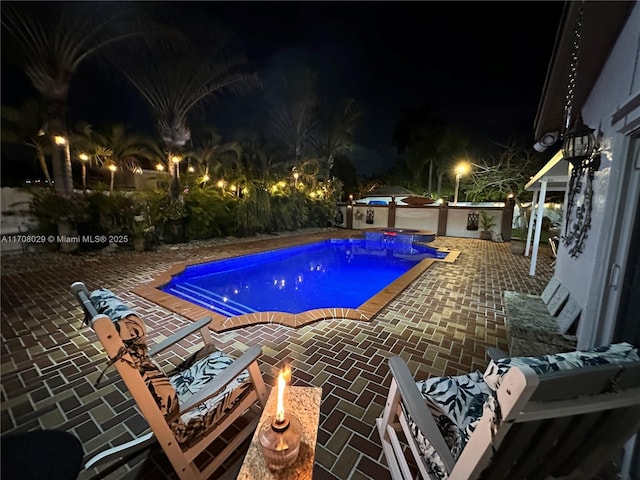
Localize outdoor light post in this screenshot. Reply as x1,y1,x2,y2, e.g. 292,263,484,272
79,153,89,190
108,164,117,193
291,167,300,188
453,163,468,206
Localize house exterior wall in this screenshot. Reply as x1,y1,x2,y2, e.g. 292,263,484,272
556,2,640,348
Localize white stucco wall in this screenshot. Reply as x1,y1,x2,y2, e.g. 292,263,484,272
395,207,439,231
447,208,504,239
352,205,388,229
556,2,640,347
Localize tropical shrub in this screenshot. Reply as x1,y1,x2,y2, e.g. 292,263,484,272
29,190,89,237
305,198,334,228
235,186,271,236
184,188,236,239
269,191,308,232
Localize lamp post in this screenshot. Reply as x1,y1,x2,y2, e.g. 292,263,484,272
79,153,89,190
108,164,117,193
453,163,468,206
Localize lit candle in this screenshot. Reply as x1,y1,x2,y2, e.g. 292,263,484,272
259,365,301,470
276,370,286,423
275,366,291,424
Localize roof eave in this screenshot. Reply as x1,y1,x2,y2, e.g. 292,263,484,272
533,1,634,142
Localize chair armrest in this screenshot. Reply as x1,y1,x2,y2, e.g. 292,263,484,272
70,281,98,318
177,345,263,415
487,347,509,361
388,356,456,469
149,316,212,357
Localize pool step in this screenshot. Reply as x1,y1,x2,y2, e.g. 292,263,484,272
166,283,258,317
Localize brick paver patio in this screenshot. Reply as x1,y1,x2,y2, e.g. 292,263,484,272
0,229,554,479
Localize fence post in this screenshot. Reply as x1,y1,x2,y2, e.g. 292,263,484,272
501,197,515,241
346,202,353,229
438,201,448,236
388,196,396,228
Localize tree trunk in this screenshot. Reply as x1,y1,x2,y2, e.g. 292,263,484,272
47,99,77,251
47,102,74,198
427,160,434,197
35,147,53,186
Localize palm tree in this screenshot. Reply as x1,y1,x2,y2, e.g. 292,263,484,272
2,3,166,198
184,128,243,190
71,122,113,172
393,109,445,197
269,96,318,164
86,123,163,172
71,122,164,189
116,29,259,200
312,98,363,180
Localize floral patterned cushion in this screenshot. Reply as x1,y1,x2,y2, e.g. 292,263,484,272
169,351,251,444
90,288,138,322
483,342,640,391
406,371,491,479
90,289,180,418
89,288,252,445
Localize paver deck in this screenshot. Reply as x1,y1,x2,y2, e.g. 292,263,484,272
1,229,555,479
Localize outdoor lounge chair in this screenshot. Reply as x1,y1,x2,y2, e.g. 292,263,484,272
377,342,640,480
70,282,269,480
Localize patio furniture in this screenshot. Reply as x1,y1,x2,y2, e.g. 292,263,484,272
503,276,580,356
377,342,640,480
70,282,269,480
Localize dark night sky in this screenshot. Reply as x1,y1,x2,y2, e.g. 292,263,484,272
1,1,565,178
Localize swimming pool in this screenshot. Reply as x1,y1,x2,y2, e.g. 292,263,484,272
132,230,459,332
162,239,446,316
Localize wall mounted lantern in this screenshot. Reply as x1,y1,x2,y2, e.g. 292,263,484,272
562,114,597,168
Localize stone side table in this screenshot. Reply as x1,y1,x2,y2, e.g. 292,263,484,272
237,386,322,480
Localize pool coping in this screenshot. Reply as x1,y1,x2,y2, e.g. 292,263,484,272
132,235,459,332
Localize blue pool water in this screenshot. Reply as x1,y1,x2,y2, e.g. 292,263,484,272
161,238,446,317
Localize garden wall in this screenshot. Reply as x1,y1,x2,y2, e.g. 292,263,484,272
336,201,513,240
1,187,37,254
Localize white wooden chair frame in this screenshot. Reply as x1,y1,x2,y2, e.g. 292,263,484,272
377,355,640,480
71,281,269,480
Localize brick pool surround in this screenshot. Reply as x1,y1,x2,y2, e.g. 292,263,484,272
133,235,459,332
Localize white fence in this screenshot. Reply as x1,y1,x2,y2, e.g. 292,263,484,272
1,187,37,254
336,203,510,240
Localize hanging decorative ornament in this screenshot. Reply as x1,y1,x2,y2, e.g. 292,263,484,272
560,1,601,258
